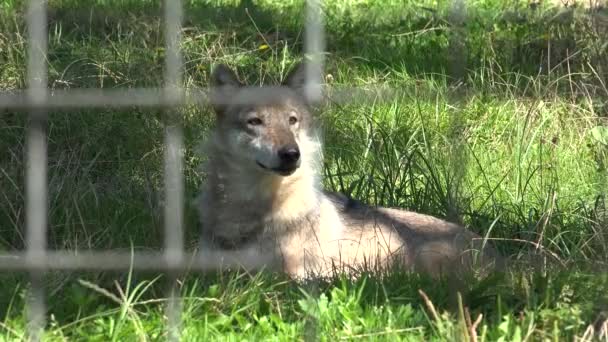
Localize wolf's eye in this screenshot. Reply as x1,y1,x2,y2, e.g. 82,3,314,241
247,118,263,126
289,116,298,125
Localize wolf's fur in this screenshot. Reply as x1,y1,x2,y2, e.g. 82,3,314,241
197,63,500,279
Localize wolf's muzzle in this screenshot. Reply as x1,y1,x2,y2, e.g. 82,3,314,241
278,146,300,165
256,145,301,176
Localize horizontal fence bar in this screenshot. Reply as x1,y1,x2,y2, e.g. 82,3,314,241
0,88,191,109
0,251,275,271
1,249,602,272
0,86,436,110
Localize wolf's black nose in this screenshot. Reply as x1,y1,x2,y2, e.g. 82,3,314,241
278,146,300,164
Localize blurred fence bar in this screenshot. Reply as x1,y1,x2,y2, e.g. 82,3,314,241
0,86,420,110
163,0,184,340
25,0,49,340
0,251,275,271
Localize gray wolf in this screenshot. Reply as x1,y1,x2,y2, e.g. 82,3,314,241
197,62,500,279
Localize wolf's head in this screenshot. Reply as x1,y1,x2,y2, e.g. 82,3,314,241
208,63,318,177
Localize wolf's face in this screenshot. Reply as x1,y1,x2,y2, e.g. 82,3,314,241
209,63,315,177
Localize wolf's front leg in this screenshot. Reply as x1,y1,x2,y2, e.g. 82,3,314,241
282,248,331,280
198,240,281,273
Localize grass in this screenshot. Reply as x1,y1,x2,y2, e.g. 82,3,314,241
1,0,608,340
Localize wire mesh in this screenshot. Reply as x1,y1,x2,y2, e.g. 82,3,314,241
1,0,326,339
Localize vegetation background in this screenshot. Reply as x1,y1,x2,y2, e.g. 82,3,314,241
1,0,608,340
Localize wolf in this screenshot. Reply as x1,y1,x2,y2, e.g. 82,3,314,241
196,62,501,279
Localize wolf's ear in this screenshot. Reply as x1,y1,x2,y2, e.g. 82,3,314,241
283,62,307,90
211,64,242,88
283,61,322,104
210,64,242,115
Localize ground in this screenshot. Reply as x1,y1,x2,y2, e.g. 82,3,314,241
1,0,608,340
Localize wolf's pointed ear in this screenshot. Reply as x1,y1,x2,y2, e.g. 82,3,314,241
283,62,307,90
283,61,322,105
210,64,242,115
211,64,242,88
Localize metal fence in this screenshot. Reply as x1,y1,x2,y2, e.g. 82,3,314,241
0,0,325,340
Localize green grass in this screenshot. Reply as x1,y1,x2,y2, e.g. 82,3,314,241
1,0,608,340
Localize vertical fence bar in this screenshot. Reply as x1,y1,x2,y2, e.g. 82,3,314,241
303,0,325,340
444,0,469,224
304,0,325,104
163,125,184,341
25,0,48,340
163,0,184,340
164,127,184,341
448,0,467,83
